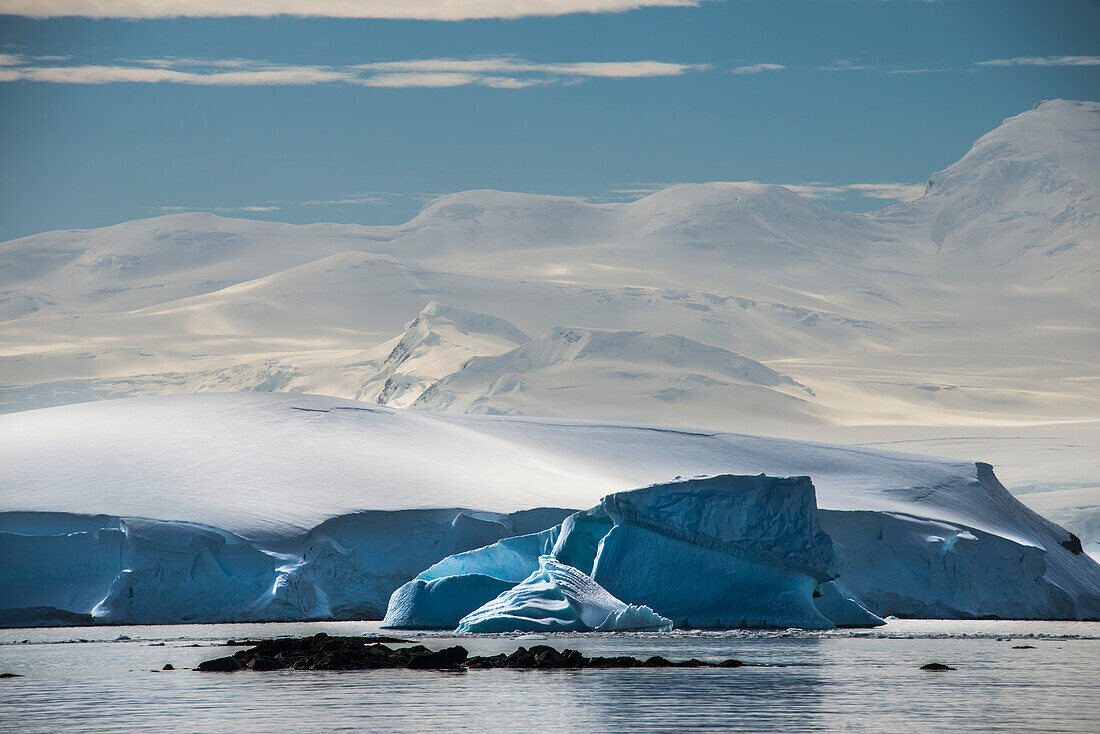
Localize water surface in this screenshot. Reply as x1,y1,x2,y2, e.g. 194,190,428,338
1,621,1097,733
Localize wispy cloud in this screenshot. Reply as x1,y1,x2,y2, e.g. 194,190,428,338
603,180,926,204
885,68,952,75
0,55,709,88
975,55,1100,68
354,58,706,78
0,1,710,20
819,60,953,75
729,63,784,75
301,195,389,206
820,55,1100,74
782,182,926,202
817,60,868,72
156,205,282,213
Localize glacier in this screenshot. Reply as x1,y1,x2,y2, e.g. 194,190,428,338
3,393,1099,627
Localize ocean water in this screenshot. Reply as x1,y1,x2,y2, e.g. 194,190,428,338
1,620,1098,733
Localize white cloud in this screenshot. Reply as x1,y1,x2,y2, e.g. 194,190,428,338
355,58,707,78
356,72,482,88
0,54,708,88
976,55,1100,68
11,64,357,85
0,1,709,20
729,63,784,74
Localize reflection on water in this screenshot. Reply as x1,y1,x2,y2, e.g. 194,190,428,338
1,621,1098,733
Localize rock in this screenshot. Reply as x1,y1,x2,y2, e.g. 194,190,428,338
162,664,174,670
198,635,760,672
1061,533,1084,555
920,663,956,671
249,657,285,671
405,646,469,670
197,655,244,672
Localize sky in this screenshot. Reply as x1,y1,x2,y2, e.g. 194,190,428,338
1,0,1098,241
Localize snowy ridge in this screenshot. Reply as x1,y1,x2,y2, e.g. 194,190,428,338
411,325,815,425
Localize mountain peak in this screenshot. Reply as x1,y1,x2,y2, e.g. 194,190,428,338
361,302,530,408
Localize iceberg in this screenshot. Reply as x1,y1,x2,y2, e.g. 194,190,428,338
387,475,884,630
455,556,672,633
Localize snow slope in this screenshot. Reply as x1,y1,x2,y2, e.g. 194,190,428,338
0,392,1074,538
2,393,1098,625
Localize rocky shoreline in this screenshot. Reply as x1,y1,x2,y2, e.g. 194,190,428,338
196,633,749,672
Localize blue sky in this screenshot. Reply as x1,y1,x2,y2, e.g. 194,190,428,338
1,0,1098,241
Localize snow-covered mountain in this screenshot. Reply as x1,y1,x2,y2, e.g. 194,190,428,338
357,301,531,407
411,325,818,431
1,100,1097,553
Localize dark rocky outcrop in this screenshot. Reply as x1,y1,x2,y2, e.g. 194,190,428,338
196,633,748,672
1061,533,1083,555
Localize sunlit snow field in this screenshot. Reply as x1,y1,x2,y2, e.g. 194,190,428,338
2,621,1098,733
